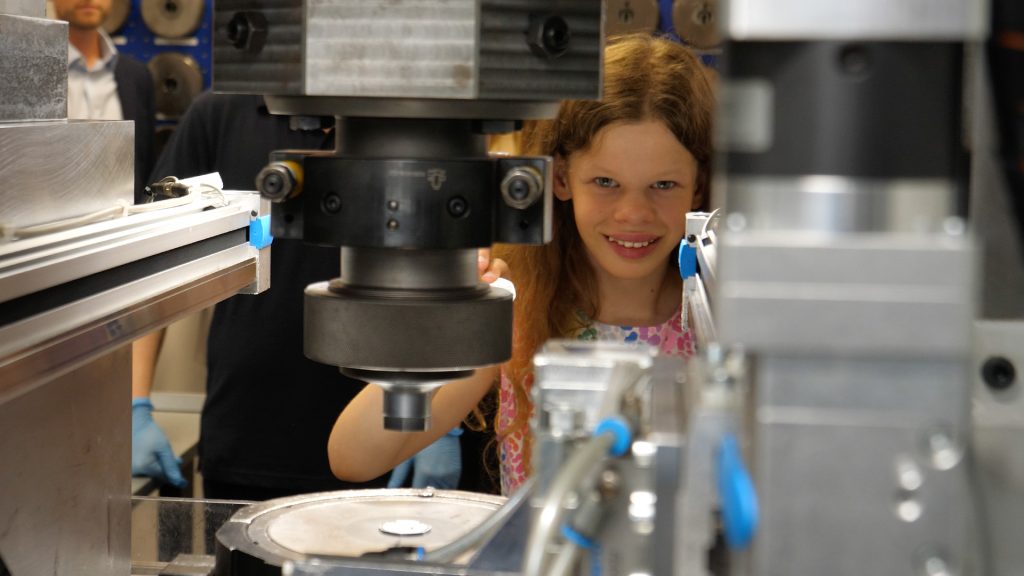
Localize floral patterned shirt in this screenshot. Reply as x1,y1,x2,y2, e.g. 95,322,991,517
496,305,695,495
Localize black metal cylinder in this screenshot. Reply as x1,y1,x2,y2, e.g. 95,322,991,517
335,117,487,159
723,41,966,181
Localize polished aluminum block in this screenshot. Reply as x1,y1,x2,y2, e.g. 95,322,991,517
716,230,974,357
0,347,131,576
0,120,133,232
723,0,986,41
0,14,67,121
750,355,972,576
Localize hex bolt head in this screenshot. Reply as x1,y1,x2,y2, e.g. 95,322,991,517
500,166,543,210
981,356,1016,391
255,163,295,202
226,11,268,54
321,193,342,214
527,14,571,59
447,196,469,218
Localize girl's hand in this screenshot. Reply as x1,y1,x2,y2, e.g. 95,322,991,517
478,248,509,283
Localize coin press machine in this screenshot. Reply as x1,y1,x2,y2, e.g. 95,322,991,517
1,0,1022,575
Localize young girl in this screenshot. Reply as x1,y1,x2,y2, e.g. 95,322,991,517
329,34,714,495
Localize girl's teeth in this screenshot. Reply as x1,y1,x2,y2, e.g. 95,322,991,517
608,236,651,248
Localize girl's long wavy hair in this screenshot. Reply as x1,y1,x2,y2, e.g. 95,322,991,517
491,35,715,472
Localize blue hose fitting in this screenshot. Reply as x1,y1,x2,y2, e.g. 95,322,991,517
594,417,632,457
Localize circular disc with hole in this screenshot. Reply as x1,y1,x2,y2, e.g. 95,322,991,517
102,0,131,34
605,0,659,37
141,0,204,38
673,0,721,49
147,52,203,117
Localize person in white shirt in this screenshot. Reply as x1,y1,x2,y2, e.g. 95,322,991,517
54,0,156,202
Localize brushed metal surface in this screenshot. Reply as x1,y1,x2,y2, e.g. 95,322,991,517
0,214,261,576
0,120,133,230
752,355,971,576
0,250,256,373
0,203,252,303
716,231,974,356
305,0,477,98
0,14,67,120
0,0,44,17
722,0,986,41
214,0,601,103
0,346,131,576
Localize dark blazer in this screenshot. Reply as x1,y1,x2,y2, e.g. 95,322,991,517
114,55,156,203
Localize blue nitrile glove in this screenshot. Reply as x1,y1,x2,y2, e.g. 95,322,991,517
387,427,463,489
131,398,187,488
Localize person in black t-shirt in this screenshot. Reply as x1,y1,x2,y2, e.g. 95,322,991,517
132,92,497,499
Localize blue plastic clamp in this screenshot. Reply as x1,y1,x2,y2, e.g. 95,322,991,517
249,215,273,249
716,434,759,549
679,241,697,279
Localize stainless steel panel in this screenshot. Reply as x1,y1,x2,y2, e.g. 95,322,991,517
0,201,253,303
0,250,256,379
0,121,133,229
973,320,1024,576
722,0,986,41
968,49,1024,319
0,0,44,17
751,355,971,576
0,346,131,576
305,1,477,98
723,176,958,234
0,15,67,120
716,231,974,356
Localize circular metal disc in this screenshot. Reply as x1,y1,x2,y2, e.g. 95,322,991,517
604,0,659,38
102,0,130,34
147,52,203,118
140,0,204,38
220,489,505,564
673,0,721,49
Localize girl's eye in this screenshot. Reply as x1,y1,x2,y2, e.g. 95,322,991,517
652,181,677,190
593,177,617,188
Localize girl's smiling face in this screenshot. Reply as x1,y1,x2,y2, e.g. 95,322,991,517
556,120,699,284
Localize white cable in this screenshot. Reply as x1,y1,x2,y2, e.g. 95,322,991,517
6,205,126,238
2,176,226,240
522,433,615,576
701,208,720,237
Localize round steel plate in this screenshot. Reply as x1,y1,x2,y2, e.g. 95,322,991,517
147,52,203,118
673,0,721,49
604,0,659,37
216,489,505,572
141,0,204,38
102,0,130,34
